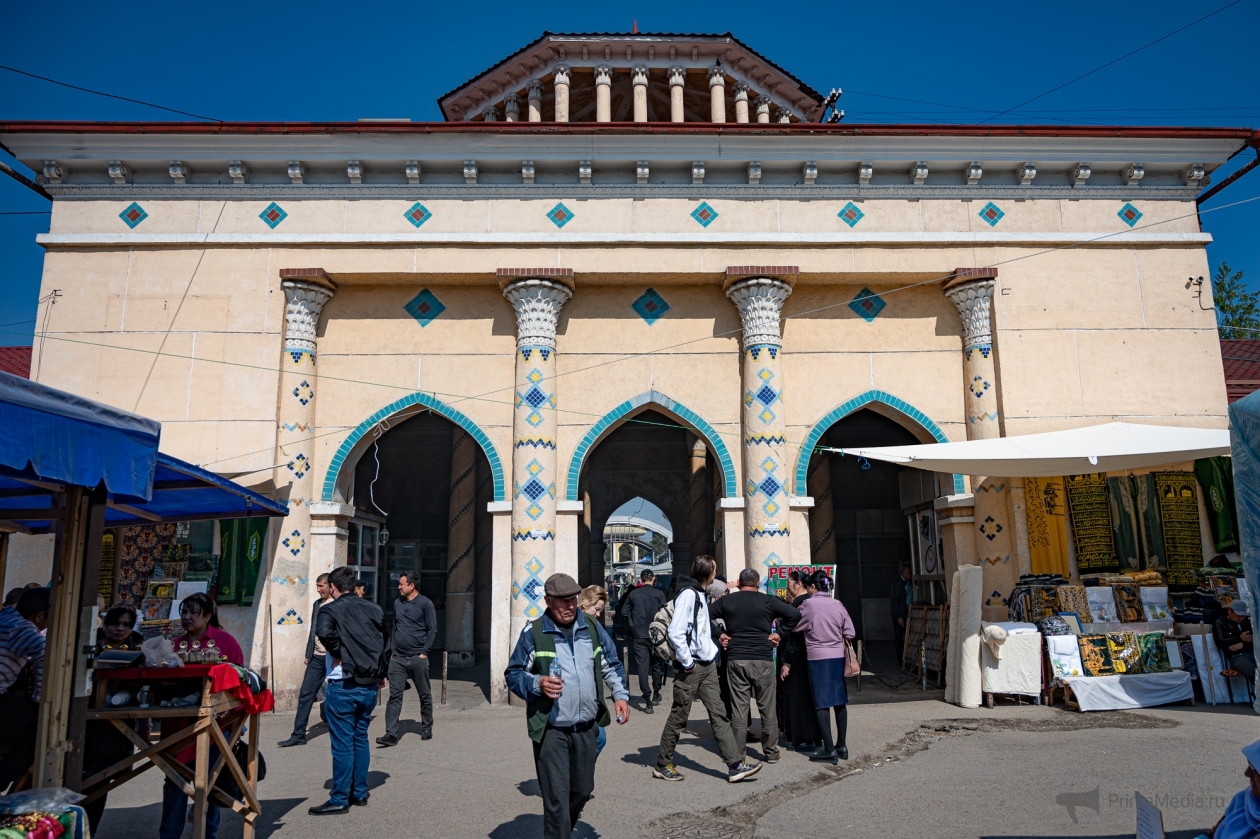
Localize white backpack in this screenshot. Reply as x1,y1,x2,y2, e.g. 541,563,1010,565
647,589,703,661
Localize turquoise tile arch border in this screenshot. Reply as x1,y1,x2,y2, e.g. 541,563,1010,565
565,390,737,501
321,392,505,502
793,389,966,497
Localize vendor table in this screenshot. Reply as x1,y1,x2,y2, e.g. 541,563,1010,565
79,663,273,839
1059,670,1194,712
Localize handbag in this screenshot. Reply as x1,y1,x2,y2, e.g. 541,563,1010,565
214,741,267,798
843,639,860,677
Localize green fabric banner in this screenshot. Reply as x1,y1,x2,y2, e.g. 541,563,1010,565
1133,474,1166,571
1108,477,1141,571
1194,456,1239,553
218,518,270,605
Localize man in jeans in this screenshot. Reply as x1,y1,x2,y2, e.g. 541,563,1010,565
279,573,332,747
712,568,800,765
653,555,760,784
621,569,666,712
309,566,386,816
377,570,437,747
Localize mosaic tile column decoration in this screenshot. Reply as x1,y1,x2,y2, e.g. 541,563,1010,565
445,428,478,667
944,268,1016,619
500,270,573,640
726,269,796,581
272,268,336,709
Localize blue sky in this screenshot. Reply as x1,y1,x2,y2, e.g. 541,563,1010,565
2,0,1257,346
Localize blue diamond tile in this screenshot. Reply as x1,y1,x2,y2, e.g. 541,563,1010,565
404,202,432,228
978,201,1004,227
521,577,544,601
758,476,782,498
404,288,445,327
547,203,574,228
119,202,148,228
1118,202,1143,228
524,387,547,408
755,384,777,406
838,201,864,228
691,202,718,227
522,478,547,501
848,287,886,322
632,288,671,324
259,202,288,228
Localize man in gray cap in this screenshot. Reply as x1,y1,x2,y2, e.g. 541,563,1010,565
506,573,630,839
1213,599,1254,683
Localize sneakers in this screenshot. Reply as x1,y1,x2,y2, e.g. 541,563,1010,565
653,764,685,782
764,755,780,764
728,761,762,783
375,734,398,747
277,735,306,747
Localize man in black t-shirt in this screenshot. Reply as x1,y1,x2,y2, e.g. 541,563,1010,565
377,571,437,747
711,568,800,764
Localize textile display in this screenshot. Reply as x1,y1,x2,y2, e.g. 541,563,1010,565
1127,570,1164,585
981,629,1042,695
1175,637,1196,677
946,565,984,708
1194,456,1239,553
1154,472,1205,588
1035,616,1073,636
1078,634,1117,676
114,523,178,608
1111,584,1144,624
1065,473,1119,572
1029,586,1060,621
218,518,269,606
98,530,116,606
1059,671,1192,711
1105,632,1143,674
1108,477,1143,570
1086,587,1120,623
1140,586,1172,622
1026,476,1071,577
1047,634,1085,678
1137,632,1172,673
1056,585,1093,624
1133,473,1167,570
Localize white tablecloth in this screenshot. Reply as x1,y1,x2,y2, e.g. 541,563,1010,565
981,630,1042,696
1060,670,1193,711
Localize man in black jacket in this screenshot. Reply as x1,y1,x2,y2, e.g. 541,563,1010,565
890,565,913,665
309,566,386,816
1214,600,1255,682
377,570,437,746
622,569,667,712
279,573,332,747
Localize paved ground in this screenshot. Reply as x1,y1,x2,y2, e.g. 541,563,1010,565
92,650,1258,839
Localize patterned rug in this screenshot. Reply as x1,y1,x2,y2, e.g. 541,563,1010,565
1056,585,1093,623
1155,472,1204,587
1026,476,1070,577
1112,584,1144,623
1106,632,1143,674
1066,473,1119,573
1079,634,1116,676
1138,632,1171,673
114,524,177,608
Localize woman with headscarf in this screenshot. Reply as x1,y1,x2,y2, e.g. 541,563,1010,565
777,569,821,752
791,570,855,765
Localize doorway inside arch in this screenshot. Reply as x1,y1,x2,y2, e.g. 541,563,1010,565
603,497,674,606
346,410,494,697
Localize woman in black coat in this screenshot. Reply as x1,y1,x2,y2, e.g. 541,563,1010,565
777,570,822,752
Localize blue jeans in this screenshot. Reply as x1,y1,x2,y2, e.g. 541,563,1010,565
596,724,606,756
160,773,220,839
325,679,376,807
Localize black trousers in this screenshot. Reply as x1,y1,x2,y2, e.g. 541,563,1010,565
384,653,433,737
893,621,907,664
632,637,665,697
0,691,38,791
291,653,326,737
533,725,598,839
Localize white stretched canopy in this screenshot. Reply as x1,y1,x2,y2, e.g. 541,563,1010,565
819,422,1231,478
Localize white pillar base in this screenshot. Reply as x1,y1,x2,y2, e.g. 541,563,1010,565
555,499,584,582
718,497,746,580
789,496,814,565
488,501,514,705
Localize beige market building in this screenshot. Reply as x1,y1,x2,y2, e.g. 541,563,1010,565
1,31,1253,707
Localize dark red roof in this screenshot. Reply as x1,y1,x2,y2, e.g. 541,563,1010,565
0,346,32,379
1221,339,1260,403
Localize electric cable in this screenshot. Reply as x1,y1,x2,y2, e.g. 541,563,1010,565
0,64,221,122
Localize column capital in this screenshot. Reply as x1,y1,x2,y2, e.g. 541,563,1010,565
498,269,575,350
732,82,750,101
279,268,337,353
594,65,613,85
668,66,686,87
724,271,796,349
504,93,520,119
631,65,649,86
708,66,726,87
553,64,571,86
943,269,998,350
527,80,544,99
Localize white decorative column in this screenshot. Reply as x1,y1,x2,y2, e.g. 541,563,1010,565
733,82,750,123
504,93,519,122
527,81,543,123
488,500,513,705
776,107,792,124
669,66,686,122
755,95,771,124
944,268,1015,620
595,65,612,122
708,67,726,123
725,267,796,579
553,65,571,123
273,268,335,710
631,66,649,123
445,428,477,668
499,269,574,645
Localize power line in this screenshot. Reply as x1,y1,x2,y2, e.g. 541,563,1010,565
0,64,220,122
977,0,1246,125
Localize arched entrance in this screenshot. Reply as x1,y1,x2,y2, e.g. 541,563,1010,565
603,497,674,605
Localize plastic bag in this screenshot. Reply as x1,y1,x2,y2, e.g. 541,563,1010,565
0,788,84,815
142,636,182,668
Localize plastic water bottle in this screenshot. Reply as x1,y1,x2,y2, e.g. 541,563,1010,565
137,685,152,709
549,661,562,680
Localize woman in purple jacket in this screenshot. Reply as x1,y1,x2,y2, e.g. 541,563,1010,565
791,570,855,764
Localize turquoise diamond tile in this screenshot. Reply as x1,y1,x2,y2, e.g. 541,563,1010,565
848,287,886,322
547,203,575,228
404,288,445,327
838,201,864,228
259,202,287,228
691,202,718,227
404,202,432,228
632,289,670,324
978,202,1004,227
1118,203,1142,227
119,202,148,228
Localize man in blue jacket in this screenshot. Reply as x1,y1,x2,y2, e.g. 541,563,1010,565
506,573,630,839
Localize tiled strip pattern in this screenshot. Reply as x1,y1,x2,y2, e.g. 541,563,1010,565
272,268,335,706
726,268,795,579
501,270,572,639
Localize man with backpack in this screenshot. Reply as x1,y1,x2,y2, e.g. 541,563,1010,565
621,569,666,713
506,573,631,839
652,555,761,784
